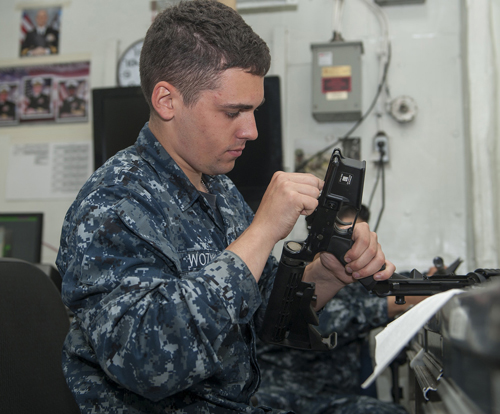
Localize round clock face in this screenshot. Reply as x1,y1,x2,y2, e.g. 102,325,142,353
117,39,144,87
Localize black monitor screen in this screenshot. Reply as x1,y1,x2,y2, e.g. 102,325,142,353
93,86,150,170
92,76,283,211
0,213,43,263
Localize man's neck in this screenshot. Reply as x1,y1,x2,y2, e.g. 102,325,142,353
148,117,204,192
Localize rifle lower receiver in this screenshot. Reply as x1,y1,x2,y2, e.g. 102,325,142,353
260,248,336,350
260,148,365,350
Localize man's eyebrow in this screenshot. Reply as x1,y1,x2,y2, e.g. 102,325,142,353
220,98,266,110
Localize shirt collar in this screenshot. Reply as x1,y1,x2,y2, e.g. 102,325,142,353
134,123,208,212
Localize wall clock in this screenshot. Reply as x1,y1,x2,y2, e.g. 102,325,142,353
117,39,144,87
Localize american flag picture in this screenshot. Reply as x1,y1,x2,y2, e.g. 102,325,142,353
20,11,34,43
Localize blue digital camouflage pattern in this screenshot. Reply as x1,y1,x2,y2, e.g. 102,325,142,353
57,123,286,413
255,283,408,413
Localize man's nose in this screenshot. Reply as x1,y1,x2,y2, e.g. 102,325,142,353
238,113,259,141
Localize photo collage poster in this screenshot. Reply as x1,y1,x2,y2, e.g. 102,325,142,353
0,61,90,126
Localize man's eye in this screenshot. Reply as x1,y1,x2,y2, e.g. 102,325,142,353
226,111,240,119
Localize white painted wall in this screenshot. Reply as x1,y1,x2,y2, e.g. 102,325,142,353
244,0,472,272
0,0,496,273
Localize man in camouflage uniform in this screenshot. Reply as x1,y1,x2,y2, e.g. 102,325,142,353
56,1,395,413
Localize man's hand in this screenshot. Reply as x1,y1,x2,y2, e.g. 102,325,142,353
227,171,323,281
303,221,395,310
252,171,323,243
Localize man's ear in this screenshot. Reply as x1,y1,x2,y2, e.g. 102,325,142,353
151,81,176,121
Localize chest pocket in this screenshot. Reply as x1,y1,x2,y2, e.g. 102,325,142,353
178,249,221,274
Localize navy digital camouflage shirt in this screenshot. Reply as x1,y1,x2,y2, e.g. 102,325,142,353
255,284,408,414
57,124,283,414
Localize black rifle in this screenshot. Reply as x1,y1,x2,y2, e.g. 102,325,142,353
364,268,500,305
260,148,366,350
260,148,500,351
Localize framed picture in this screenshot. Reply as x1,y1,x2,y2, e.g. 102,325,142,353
21,76,54,119
57,78,88,122
20,7,61,57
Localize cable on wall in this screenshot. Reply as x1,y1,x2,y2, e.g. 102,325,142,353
332,0,345,41
369,142,386,232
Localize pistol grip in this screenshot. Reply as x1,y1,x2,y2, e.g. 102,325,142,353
358,275,377,290
358,263,386,291
327,235,353,266
327,234,384,292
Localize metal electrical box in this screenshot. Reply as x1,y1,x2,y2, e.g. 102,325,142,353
311,41,363,122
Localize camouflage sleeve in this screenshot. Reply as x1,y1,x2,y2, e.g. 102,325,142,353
232,185,280,335
317,283,389,346
61,187,262,402
254,252,279,334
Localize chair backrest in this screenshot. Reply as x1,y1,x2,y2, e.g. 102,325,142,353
35,263,63,292
0,258,80,414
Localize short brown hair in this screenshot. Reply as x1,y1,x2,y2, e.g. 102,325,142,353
140,0,271,111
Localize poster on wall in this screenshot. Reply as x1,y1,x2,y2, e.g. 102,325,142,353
6,141,93,200
0,61,90,126
20,7,61,57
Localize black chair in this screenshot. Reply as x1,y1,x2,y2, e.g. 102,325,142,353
35,263,63,292
0,258,80,413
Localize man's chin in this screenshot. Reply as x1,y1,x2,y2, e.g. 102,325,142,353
213,161,236,176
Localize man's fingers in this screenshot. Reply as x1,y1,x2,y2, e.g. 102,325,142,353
344,222,394,280
268,172,322,216
252,171,324,243
344,222,373,267
372,260,395,281
274,172,323,196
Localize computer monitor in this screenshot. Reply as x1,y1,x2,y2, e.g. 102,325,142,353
0,213,43,263
92,76,283,211
92,86,150,170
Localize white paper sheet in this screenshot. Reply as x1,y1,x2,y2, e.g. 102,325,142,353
361,289,464,389
6,141,92,200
